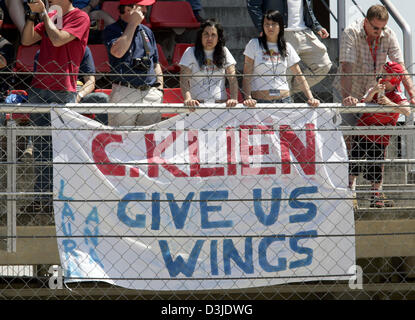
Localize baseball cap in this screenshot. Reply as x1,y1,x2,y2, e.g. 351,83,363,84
384,61,404,75
381,61,405,88
119,0,156,5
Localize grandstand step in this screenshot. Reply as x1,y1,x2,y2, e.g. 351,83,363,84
202,7,254,28
355,206,415,220
355,184,415,209
356,163,408,185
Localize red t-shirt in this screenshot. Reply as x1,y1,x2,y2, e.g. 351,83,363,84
358,89,407,146
32,8,90,92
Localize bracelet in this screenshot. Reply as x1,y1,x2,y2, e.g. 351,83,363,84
39,11,48,20
157,88,164,93
77,91,85,100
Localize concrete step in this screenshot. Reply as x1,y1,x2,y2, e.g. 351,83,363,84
355,207,415,220
355,184,415,209
355,162,408,185
202,7,254,27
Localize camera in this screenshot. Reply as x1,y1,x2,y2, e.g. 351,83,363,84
131,56,151,72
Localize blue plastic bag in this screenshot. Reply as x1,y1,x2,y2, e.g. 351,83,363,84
5,93,28,104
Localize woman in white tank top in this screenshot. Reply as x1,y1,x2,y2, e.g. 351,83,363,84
179,19,239,109
242,10,319,107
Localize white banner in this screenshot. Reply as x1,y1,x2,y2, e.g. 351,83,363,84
51,107,355,291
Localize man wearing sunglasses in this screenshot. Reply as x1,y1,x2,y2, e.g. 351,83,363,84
337,4,415,114
336,4,415,200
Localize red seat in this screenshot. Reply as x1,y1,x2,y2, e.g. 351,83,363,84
94,89,112,96
226,88,244,103
89,44,110,73
162,87,183,119
14,45,40,72
168,43,194,73
101,1,120,21
157,43,170,72
1,23,17,29
150,1,200,29
162,87,183,103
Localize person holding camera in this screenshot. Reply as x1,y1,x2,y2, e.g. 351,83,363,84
20,0,90,213
104,0,163,126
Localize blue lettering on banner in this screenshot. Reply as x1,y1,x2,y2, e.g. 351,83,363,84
58,179,82,278
210,240,219,275
253,187,282,226
115,186,319,277
117,192,146,228
200,190,233,229
159,240,205,277
223,238,254,275
289,230,318,269
151,192,160,230
289,186,318,223
258,236,287,272
84,206,104,269
166,192,195,229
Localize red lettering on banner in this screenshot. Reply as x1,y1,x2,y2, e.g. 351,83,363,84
92,133,126,176
188,130,225,177
226,127,237,176
280,124,316,175
145,132,188,178
240,125,277,176
91,123,317,178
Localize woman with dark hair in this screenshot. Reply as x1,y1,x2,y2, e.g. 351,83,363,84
179,19,238,108
242,10,319,107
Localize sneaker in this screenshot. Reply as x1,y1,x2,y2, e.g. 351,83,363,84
21,145,34,163
370,193,395,208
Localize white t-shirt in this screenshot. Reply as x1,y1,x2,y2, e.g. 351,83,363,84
286,0,307,31
243,39,300,91
179,46,236,102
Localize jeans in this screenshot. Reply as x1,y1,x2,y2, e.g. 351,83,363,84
256,96,293,103
81,91,109,125
186,0,202,12
28,88,76,199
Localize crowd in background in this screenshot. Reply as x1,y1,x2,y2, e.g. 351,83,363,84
0,0,414,211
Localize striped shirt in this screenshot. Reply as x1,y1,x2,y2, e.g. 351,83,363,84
335,19,403,100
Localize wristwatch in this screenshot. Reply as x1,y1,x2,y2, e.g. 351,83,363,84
26,12,37,22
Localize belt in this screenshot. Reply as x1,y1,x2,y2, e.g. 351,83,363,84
116,82,159,90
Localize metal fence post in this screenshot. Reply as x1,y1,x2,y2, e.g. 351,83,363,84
7,119,17,252
381,0,414,174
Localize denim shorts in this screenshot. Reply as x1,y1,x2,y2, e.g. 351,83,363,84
256,96,293,104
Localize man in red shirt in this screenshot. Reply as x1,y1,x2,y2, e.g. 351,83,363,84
349,62,411,208
22,0,90,100
21,0,90,213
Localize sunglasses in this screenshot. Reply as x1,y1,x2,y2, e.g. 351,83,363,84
367,19,386,31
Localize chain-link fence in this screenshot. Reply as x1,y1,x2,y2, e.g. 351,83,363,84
0,52,415,301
